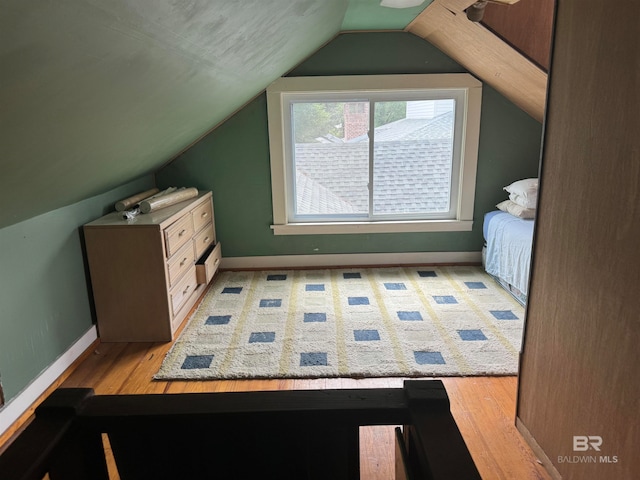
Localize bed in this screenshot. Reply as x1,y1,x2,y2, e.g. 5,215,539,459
482,210,535,305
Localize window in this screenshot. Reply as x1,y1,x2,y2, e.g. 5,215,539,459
266,74,482,235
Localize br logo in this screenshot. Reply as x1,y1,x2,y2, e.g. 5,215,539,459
573,436,602,451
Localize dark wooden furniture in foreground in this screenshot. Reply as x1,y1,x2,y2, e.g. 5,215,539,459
0,380,479,480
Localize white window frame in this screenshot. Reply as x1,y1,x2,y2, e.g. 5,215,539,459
266,74,482,235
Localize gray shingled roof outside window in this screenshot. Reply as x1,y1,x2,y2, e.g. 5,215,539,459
294,111,455,217
347,111,454,143
295,169,358,215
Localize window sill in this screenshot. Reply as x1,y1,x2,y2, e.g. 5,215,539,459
270,220,473,235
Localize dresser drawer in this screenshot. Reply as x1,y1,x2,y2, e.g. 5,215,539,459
84,191,218,342
192,199,213,233
169,266,197,317
196,242,222,285
167,240,196,288
193,223,215,259
164,214,194,258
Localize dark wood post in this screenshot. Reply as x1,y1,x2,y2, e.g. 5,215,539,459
403,380,481,480
0,388,109,480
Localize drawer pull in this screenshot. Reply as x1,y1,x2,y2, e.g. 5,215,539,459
180,257,188,266
214,258,220,266
183,285,191,295
203,236,210,243
201,212,208,218
178,229,187,237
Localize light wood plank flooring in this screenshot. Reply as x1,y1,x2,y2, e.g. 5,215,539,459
49,336,550,480
0,285,549,480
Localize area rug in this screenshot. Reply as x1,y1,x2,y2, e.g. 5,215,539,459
154,266,524,380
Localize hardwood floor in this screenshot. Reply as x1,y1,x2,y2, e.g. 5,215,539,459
48,337,551,480
0,284,549,480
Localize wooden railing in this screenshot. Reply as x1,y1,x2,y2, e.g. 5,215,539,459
0,380,480,480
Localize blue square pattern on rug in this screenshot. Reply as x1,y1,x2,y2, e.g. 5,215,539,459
433,295,458,304
348,296,370,306
343,272,361,279
300,352,328,367
205,315,231,325
414,351,445,365
354,329,380,341
259,299,282,308
465,281,487,289
397,311,423,321
249,332,276,343
267,274,287,281
181,355,214,370
222,287,242,294
384,282,407,290
304,312,327,323
417,270,437,277
305,284,325,291
458,329,487,341
490,310,519,320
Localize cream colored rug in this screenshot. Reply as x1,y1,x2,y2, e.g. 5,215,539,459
155,266,524,380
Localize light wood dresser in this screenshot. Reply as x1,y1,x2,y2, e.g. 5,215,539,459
83,190,221,342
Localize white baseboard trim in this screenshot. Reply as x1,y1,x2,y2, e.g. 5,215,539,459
0,326,98,437
221,251,482,270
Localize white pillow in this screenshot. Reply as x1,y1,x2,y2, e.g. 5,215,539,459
509,192,537,209
504,178,538,201
496,200,536,219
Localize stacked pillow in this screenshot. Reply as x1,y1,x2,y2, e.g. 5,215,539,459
496,178,538,219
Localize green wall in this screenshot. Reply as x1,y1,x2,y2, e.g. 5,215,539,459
0,176,155,404
0,0,346,230
157,32,542,258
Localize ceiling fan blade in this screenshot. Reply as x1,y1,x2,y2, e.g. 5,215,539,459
380,0,426,8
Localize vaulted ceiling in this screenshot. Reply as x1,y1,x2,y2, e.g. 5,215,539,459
0,0,548,229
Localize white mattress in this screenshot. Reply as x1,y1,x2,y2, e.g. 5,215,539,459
483,211,534,296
